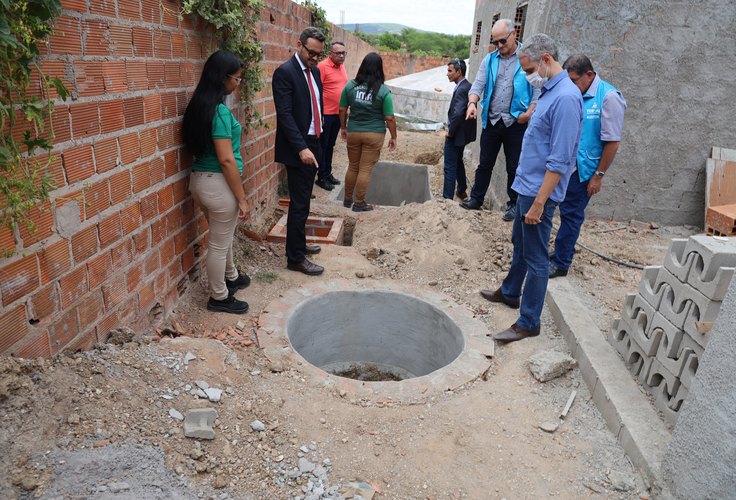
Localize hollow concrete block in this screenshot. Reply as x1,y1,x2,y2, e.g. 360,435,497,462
679,350,700,390
649,312,684,359
663,238,695,282
623,334,654,385
656,268,691,329
668,383,688,412
639,266,666,309
622,293,657,336
654,337,694,379
682,297,721,348
687,260,735,302
684,234,736,284
614,309,662,357
646,358,680,397
651,376,680,428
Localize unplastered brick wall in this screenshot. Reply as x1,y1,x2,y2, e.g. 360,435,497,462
380,52,448,81
0,0,371,358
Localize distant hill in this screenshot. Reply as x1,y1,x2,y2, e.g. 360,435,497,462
338,23,421,35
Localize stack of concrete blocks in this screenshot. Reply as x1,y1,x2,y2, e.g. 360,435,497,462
610,235,736,427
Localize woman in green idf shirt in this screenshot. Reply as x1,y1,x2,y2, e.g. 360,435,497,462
182,50,251,315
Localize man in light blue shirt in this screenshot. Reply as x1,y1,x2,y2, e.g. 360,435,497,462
549,54,627,278
480,33,583,343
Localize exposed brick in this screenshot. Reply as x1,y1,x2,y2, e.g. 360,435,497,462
14,331,51,359
173,226,191,256
83,19,110,56
132,27,153,57
175,91,189,117
101,275,126,311
160,92,176,120
96,311,119,342
0,224,16,255
141,0,161,23
98,212,123,249
0,305,28,352
157,185,174,213
164,62,180,88
87,251,112,289
123,97,145,128
172,177,189,203
48,308,79,354
99,100,125,134
63,144,95,183
93,137,119,173
181,246,195,273
143,251,159,275
166,259,182,285
149,156,165,185
38,239,71,285
138,281,155,310
150,218,167,245
133,162,152,193
140,192,158,222
59,265,88,308
162,0,180,27
133,228,150,254
49,103,72,142
29,283,60,322
111,238,133,268
120,203,141,235
127,265,143,293
153,30,172,58
73,61,104,97
17,201,54,246
117,296,138,325
119,0,141,20
106,24,133,58
83,179,111,218
163,150,178,178
61,0,86,12
78,289,104,327
156,123,175,150
144,94,162,123
66,328,98,353
153,270,167,297
139,128,157,157
91,0,118,19
0,255,39,305
147,61,165,89
50,16,82,55
159,237,175,265
109,170,132,205
125,60,147,91
71,224,98,263
180,62,196,87
171,32,186,58
118,132,140,166
70,102,100,139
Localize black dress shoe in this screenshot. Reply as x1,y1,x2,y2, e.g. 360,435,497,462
460,198,482,210
287,258,324,276
492,323,540,343
326,174,341,185
315,178,334,191
305,244,321,255
480,288,520,309
549,264,569,279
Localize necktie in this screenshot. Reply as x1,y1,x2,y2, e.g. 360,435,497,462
305,68,321,138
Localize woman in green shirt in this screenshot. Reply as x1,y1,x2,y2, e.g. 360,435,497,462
182,50,251,315
339,52,397,212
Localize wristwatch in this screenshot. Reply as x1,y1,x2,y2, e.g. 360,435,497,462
594,170,605,177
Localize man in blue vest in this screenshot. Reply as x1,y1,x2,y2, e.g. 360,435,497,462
549,54,627,278
483,34,583,343
462,19,539,221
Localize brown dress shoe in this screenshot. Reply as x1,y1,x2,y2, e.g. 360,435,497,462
492,323,540,343
287,258,324,276
480,288,520,309
456,191,468,200
305,244,321,255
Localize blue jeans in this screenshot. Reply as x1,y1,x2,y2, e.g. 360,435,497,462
318,114,341,181
443,138,467,199
551,173,591,270
501,194,558,330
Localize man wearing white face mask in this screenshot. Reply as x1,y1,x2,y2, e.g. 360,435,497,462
480,33,583,343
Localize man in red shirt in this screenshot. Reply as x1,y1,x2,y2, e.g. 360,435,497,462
316,41,349,191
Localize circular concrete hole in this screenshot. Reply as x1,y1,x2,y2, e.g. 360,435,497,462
287,290,464,381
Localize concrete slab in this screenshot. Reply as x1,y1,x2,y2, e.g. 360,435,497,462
546,279,670,492
336,161,432,207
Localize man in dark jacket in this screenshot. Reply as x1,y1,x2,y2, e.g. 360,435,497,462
272,27,325,275
443,58,477,200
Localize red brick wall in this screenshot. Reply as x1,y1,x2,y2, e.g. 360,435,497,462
0,0,373,358
380,53,448,81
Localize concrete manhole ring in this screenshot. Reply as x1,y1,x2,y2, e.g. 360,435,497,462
257,279,494,403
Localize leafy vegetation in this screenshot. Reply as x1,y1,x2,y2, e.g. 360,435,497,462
301,1,331,42
1,0,68,242
356,28,470,59
253,270,278,283
182,0,263,128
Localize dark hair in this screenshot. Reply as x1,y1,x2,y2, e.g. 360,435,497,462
354,52,385,101
300,27,325,45
182,50,243,156
563,53,594,75
449,58,466,76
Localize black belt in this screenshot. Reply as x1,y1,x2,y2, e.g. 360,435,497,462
306,134,319,140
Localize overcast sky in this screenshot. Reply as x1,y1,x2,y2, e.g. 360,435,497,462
314,0,476,36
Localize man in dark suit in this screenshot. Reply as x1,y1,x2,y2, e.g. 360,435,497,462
443,58,477,200
272,27,326,276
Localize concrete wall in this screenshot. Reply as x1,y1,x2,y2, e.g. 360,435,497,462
0,0,374,358
379,53,448,81
469,0,736,225
661,275,736,498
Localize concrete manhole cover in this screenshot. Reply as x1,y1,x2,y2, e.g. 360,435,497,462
257,280,493,403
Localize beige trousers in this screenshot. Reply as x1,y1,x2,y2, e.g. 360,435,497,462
189,172,239,300
344,131,385,204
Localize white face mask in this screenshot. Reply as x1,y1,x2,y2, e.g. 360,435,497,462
526,60,549,88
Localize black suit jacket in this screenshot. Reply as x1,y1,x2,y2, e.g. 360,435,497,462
447,79,477,147
272,55,324,166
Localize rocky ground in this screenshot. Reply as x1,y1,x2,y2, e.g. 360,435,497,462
0,130,695,499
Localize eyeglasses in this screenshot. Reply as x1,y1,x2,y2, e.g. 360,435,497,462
490,31,514,46
331,50,347,56
228,75,242,84
302,46,324,58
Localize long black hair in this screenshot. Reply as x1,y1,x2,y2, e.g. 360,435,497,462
354,52,385,102
182,50,244,156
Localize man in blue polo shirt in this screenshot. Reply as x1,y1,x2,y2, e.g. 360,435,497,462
480,33,583,343
549,54,627,278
